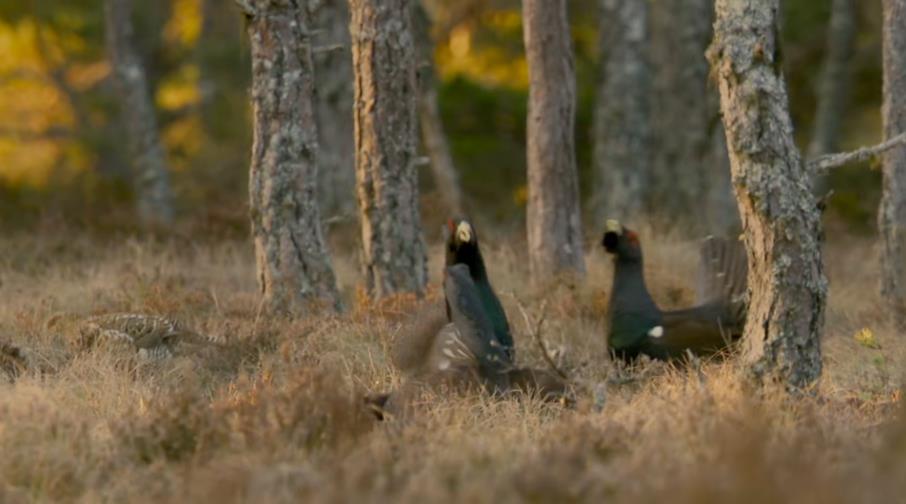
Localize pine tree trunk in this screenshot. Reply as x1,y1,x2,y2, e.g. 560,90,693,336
349,0,428,298
879,0,906,326
651,0,735,231
310,0,357,217
523,0,585,283
104,0,175,226
708,0,826,389
243,0,343,314
412,1,464,217
808,0,857,159
591,0,652,224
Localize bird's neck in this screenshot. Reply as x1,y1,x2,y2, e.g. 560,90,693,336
610,258,659,316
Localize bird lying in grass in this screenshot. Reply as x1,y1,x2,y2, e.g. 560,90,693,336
601,219,748,362
0,341,27,382
77,313,213,360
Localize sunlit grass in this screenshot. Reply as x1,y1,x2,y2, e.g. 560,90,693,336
0,225,903,502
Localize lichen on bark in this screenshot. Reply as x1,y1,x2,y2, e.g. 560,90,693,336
245,0,343,315
708,0,826,389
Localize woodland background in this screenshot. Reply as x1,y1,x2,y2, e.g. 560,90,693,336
1,1,905,503
0,0,885,231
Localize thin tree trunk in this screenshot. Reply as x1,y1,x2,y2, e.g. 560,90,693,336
523,0,586,282
808,0,857,158
349,0,428,298
708,0,826,389
412,1,464,217
241,0,343,314
310,0,357,217
651,0,733,231
592,0,652,224
879,0,906,326
104,0,175,226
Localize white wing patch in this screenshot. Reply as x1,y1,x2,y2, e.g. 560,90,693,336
648,326,664,338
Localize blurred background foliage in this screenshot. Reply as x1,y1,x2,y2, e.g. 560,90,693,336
0,0,884,232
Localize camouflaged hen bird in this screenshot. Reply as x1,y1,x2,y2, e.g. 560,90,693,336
78,313,209,360
1,341,27,382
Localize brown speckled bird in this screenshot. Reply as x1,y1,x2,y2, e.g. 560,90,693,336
1,341,27,382
78,313,210,360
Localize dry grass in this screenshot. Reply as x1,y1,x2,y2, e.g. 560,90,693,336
0,224,904,503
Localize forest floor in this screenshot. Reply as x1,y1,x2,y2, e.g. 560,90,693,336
0,221,903,503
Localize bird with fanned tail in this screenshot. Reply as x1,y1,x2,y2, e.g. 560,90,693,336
601,220,748,362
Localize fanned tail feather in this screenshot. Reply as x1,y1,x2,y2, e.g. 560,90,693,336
697,235,748,327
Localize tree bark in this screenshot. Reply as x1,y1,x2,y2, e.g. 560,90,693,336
104,0,175,226
879,0,906,326
651,0,736,231
242,0,343,314
808,0,857,158
349,0,428,298
412,1,464,217
707,0,826,389
592,0,652,224
309,0,357,217
523,0,585,282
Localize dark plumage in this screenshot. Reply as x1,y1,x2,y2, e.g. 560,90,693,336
444,218,514,362
375,264,569,419
602,220,747,362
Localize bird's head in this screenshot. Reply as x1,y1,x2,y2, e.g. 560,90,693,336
602,219,643,262
444,218,485,276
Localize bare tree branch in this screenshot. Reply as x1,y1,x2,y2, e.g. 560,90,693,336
312,43,345,54
807,132,906,172
510,294,569,381
234,0,256,17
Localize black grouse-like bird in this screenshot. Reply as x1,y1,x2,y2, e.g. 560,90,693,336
444,218,514,362
372,264,568,419
602,220,747,362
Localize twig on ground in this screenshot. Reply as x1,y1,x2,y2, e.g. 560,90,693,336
807,132,906,172
510,294,569,381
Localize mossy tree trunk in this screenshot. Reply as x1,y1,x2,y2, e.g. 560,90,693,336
523,0,586,283
879,0,906,327
708,0,826,389
241,0,343,315
592,0,651,224
349,0,428,298
104,0,175,226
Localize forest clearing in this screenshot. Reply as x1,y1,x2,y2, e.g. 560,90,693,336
0,222,903,502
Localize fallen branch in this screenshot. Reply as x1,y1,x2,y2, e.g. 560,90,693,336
510,294,569,381
807,132,906,172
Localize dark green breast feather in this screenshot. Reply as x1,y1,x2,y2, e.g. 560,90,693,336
609,311,661,351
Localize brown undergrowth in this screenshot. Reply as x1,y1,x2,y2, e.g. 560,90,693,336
0,225,903,502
